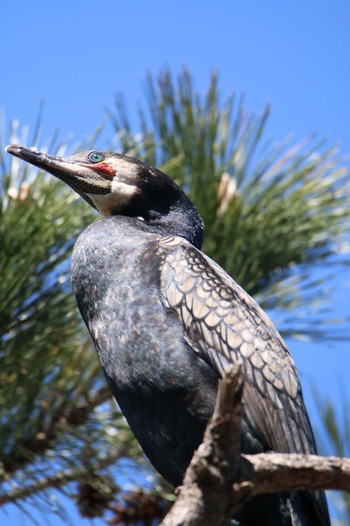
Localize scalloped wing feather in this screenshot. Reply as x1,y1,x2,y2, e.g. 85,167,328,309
157,235,316,457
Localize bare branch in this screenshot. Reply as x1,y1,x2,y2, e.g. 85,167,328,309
242,453,350,494
161,366,350,526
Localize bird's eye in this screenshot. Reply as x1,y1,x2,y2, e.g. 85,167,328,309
88,151,105,164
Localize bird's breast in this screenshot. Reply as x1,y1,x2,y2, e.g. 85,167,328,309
70,220,218,485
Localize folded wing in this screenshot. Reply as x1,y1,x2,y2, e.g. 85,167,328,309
157,235,329,524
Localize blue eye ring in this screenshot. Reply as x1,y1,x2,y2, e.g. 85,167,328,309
88,151,105,164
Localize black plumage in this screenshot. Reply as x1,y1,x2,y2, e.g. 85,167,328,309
5,145,330,525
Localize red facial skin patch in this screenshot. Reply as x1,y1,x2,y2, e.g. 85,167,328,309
80,161,116,176
89,162,116,176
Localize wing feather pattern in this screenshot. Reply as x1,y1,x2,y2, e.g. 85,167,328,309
157,235,315,457
157,235,331,524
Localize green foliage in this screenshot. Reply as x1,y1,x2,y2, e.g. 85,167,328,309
1,126,91,460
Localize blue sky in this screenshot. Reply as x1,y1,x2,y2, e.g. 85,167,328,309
2,0,350,524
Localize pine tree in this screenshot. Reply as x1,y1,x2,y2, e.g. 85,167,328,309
1,69,349,524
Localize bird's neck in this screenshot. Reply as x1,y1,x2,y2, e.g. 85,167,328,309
149,202,204,248
121,193,204,248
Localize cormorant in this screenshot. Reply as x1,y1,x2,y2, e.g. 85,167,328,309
6,144,330,525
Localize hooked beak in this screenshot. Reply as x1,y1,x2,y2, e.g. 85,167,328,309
6,144,78,173
5,144,111,209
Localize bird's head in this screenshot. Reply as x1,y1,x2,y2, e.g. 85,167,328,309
5,145,204,247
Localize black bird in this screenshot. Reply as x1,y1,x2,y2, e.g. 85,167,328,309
6,145,330,525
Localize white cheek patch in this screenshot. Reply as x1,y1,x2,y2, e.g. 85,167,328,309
87,178,138,215
108,157,140,180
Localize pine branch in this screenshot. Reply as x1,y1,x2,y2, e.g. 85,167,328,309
161,366,350,526
0,447,123,506
3,386,111,474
